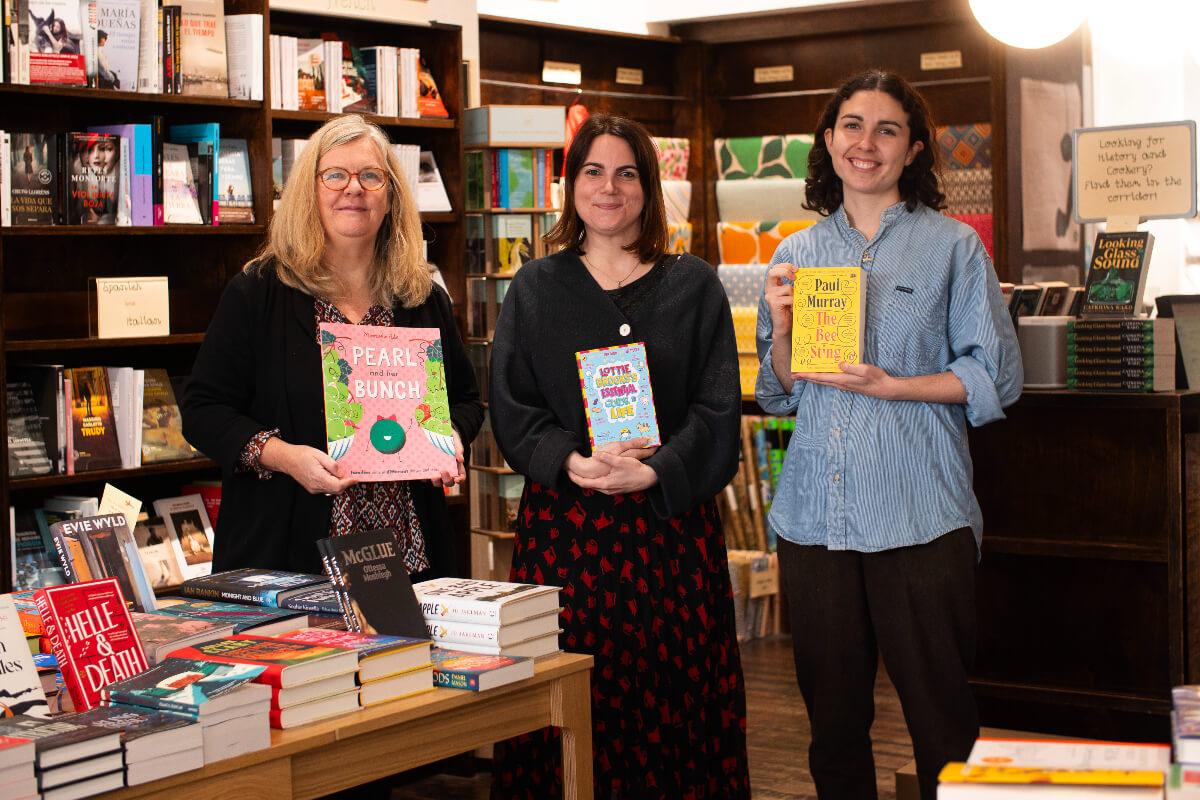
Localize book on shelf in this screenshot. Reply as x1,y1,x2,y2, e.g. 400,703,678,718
74,513,156,612
318,323,458,481
1034,280,1071,316
0,734,35,796
167,122,219,223
7,132,64,225
163,0,225,96
8,365,66,474
66,131,121,225
430,647,533,692
357,664,433,706
215,137,253,223
296,36,325,111
27,0,87,85
317,528,427,637
130,515,185,590
102,366,141,468
0,130,9,227
166,634,359,689
178,568,329,607
34,578,148,712
344,44,377,114
0,594,51,718
130,610,233,664
576,341,661,452
0,714,122,770
416,54,448,118
416,150,451,213
151,494,214,580
93,0,139,90
1081,231,1154,318
6,377,54,478
88,124,152,226
100,655,268,718
140,368,200,464
47,511,125,584
153,597,308,636
273,627,432,683
265,670,356,710
414,578,560,627
223,14,262,101
63,366,122,471
790,267,865,372
161,141,202,224
10,507,67,591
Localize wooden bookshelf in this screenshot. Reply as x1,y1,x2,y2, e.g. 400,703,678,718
0,3,468,590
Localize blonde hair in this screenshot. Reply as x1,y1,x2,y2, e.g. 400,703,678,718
253,115,431,308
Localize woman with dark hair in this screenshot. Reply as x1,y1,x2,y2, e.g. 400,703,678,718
489,113,750,798
757,70,1021,800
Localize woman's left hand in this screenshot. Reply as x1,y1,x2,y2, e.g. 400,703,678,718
568,451,658,495
795,362,898,400
430,429,466,488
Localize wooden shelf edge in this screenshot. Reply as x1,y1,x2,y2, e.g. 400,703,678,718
981,535,1169,563
6,333,205,351
419,212,457,224
470,527,516,540
970,678,1171,714
270,110,456,129
0,83,262,108
9,458,218,490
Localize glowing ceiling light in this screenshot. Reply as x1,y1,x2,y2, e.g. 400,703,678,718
969,0,1086,49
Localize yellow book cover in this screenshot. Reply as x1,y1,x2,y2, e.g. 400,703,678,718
790,267,865,373
938,763,1164,787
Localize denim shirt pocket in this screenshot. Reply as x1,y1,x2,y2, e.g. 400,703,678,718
877,280,947,375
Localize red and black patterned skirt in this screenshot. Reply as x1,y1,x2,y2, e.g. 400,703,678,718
490,481,751,800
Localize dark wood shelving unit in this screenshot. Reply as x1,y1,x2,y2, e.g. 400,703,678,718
0,3,468,589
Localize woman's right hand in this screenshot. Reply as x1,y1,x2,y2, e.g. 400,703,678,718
765,263,797,337
565,451,611,484
260,438,356,495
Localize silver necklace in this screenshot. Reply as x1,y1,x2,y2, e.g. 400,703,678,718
582,252,641,288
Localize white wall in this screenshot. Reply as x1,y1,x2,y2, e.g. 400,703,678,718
1088,2,1200,300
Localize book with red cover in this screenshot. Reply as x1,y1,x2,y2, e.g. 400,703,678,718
166,635,358,688
181,482,221,528
34,578,148,711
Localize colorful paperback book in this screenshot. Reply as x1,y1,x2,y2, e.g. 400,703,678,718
141,368,201,464
94,0,139,90
28,0,87,85
0,595,51,717
153,597,306,634
64,366,122,471
216,138,253,223
179,568,328,607
166,0,226,97
316,528,428,638
130,610,233,664
319,323,457,481
66,132,120,225
575,342,661,451
166,634,359,688
278,584,342,615
131,516,186,590
273,628,431,681
34,578,148,711
68,705,199,762
414,578,560,626
1081,231,1154,317
152,494,214,580
88,123,152,226
0,715,121,767
8,133,63,225
100,656,266,716
790,267,865,372
965,737,1170,771
430,647,532,692
47,512,127,585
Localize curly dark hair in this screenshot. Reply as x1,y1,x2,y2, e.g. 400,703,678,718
804,69,944,216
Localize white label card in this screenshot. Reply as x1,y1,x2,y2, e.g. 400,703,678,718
542,60,582,85
753,65,793,84
920,50,962,70
93,277,170,338
615,67,643,86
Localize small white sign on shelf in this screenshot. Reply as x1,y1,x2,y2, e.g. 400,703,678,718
91,277,170,339
1073,120,1198,224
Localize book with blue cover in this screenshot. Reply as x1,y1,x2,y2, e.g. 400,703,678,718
152,597,307,635
575,342,661,451
179,568,328,607
100,657,267,717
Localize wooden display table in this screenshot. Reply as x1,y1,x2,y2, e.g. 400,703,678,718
94,653,594,800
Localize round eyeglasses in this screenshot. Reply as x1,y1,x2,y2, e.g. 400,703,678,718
318,167,388,191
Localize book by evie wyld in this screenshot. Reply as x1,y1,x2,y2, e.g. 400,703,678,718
319,324,457,481
575,342,661,451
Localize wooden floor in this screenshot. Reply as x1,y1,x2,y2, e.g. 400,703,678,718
392,635,914,799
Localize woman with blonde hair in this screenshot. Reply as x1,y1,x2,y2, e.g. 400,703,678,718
183,114,483,581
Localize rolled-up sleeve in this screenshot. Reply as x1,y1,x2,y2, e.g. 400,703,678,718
946,240,1023,427
755,240,806,416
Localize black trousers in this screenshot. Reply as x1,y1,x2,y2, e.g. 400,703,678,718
777,529,979,800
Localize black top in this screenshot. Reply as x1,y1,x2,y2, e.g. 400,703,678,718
181,261,484,576
489,249,741,519
603,256,672,319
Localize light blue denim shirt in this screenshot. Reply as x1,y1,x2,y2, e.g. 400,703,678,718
755,202,1022,551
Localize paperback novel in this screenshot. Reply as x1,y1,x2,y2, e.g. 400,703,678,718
414,578,560,626
141,368,201,463
319,323,457,481
64,366,122,470
94,0,139,90
790,267,865,372
179,568,328,607
7,132,62,224
430,648,532,692
575,342,661,451
0,595,51,717
317,528,427,638
1081,231,1154,317
28,0,87,85
100,656,266,716
166,634,358,688
67,131,120,225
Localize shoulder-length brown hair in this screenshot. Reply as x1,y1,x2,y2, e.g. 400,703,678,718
253,114,431,308
804,69,945,217
544,113,668,264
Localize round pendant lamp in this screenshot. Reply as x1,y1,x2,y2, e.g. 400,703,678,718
968,0,1086,49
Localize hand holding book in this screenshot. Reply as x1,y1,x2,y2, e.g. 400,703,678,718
260,439,356,496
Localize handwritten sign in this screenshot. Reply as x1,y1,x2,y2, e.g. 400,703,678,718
542,61,582,86
1073,120,1197,223
91,276,170,338
754,65,794,84
615,67,643,86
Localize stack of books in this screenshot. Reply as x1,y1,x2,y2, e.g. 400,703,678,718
153,597,310,636
274,628,434,707
938,736,1170,798
70,706,202,786
1172,684,1200,795
430,648,533,693
1066,318,1175,392
0,733,36,800
102,657,271,764
130,611,235,665
0,715,125,800
164,635,360,729
414,578,562,660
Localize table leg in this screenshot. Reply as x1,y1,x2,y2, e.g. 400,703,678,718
550,669,593,800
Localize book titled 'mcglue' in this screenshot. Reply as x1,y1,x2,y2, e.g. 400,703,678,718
34,578,149,712
318,323,457,481
575,342,661,451
790,267,866,373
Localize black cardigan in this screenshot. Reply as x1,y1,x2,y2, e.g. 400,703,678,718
181,261,484,576
489,250,741,519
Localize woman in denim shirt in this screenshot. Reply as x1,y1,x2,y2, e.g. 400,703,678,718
757,70,1022,800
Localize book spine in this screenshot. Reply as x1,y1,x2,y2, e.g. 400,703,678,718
317,539,360,633
180,584,277,607
418,600,500,626
1067,366,1165,379
1066,343,1160,356
1069,320,1161,332
102,692,199,717
1066,377,1155,391
426,620,500,647
171,5,180,94
48,529,78,583
431,669,478,691
1066,355,1169,367
33,591,85,711
150,115,163,225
